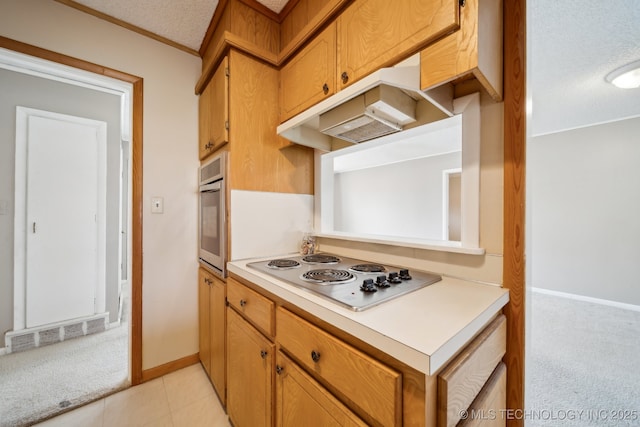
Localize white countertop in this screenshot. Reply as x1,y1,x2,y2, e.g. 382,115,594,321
228,256,509,376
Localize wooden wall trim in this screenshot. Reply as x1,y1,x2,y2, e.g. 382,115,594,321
141,353,201,383
502,0,526,425
130,78,144,386
0,36,145,387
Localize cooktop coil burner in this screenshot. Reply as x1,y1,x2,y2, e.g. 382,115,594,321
349,263,386,273
301,269,355,284
267,259,300,269
302,254,341,264
247,253,442,311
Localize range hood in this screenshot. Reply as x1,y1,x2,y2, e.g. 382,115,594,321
319,85,417,143
277,58,454,151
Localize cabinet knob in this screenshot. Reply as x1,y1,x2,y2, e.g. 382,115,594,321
341,72,349,84
322,83,329,94
260,350,268,359
311,350,321,363
239,299,246,307
276,365,284,375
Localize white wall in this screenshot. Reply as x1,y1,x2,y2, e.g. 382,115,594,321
0,0,201,369
333,152,461,240
529,117,640,305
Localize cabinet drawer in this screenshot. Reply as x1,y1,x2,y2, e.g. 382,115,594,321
227,278,274,337
277,308,401,427
437,315,506,427
459,362,507,427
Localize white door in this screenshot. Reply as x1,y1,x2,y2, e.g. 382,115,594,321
19,110,106,328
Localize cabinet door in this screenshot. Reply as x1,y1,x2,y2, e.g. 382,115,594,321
198,268,212,376
420,0,503,101
275,352,367,427
280,22,336,122
209,274,226,404
227,307,274,427
198,83,213,160
199,56,229,160
337,0,459,89
277,308,401,426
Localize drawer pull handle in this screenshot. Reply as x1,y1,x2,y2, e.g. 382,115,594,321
322,83,329,94
276,365,284,375
311,350,321,363
260,350,268,359
341,72,349,84
239,299,246,307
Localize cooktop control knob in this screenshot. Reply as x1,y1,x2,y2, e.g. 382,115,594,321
399,269,412,280
376,275,390,288
360,278,378,293
387,272,402,284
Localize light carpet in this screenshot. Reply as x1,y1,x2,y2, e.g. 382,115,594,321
0,323,129,427
526,292,640,426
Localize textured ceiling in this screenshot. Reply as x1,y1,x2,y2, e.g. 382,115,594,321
530,0,640,136
66,1,640,137
70,0,290,52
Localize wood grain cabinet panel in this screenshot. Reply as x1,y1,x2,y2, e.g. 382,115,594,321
227,277,275,338
337,0,459,90
437,315,506,427
198,268,212,376
280,22,336,122
458,362,507,427
227,307,274,427
199,56,229,160
420,0,503,100
277,307,402,427
198,267,226,403
227,49,314,195
275,351,367,427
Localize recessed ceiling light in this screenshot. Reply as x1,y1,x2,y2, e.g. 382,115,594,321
606,60,640,89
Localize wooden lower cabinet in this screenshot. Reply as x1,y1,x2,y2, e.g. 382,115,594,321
198,267,226,403
275,351,366,427
277,307,401,427
222,275,506,427
437,315,507,427
226,307,274,427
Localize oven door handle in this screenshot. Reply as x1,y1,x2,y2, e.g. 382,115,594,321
200,181,222,192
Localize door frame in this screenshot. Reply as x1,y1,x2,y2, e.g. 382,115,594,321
0,36,144,385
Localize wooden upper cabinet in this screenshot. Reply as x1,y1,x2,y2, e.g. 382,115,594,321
199,56,229,160
421,0,503,101
337,0,459,90
280,22,336,122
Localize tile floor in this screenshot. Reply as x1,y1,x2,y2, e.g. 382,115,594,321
34,363,230,427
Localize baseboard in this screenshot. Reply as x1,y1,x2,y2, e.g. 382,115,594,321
141,353,200,383
531,287,640,312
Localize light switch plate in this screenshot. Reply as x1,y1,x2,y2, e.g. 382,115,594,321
151,197,164,214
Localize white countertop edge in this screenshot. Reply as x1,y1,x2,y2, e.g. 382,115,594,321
429,292,510,374
227,257,508,376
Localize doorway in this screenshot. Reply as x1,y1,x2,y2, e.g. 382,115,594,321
0,40,143,424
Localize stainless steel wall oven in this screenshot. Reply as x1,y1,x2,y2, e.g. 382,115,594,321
199,152,226,277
